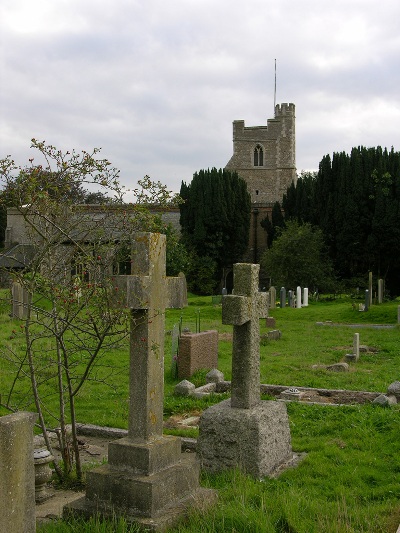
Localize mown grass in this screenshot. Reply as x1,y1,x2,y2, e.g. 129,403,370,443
2,291,400,531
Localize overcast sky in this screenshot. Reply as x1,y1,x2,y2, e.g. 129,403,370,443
1,0,400,198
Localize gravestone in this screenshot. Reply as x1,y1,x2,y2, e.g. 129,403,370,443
197,263,293,478
64,233,216,530
280,287,286,308
368,271,373,306
177,330,218,379
345,332,360,362
378,278,383,304
269,286,276,309
365,289,369,311
353,333,360,360
303,287,309,307
296,286,301,308
288,290,293,307
0,412,37,533
11,281,31,319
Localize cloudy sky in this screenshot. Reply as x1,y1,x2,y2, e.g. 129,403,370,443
1,0,400,197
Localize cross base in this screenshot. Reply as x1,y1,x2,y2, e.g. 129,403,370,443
64,436,217,531
198,399,293,478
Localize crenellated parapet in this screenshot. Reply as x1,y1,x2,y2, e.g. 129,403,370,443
274,103,295,117
225,102,296,205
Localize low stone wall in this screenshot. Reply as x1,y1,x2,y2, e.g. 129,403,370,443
178,330,218,379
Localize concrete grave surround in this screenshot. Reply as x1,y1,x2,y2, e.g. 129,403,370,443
197,263,293,478
0,411,37,533
64,233,216,531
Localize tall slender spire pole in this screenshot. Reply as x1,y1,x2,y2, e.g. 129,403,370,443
274,59,277,114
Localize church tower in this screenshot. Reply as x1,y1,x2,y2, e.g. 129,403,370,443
225,103,296,203
225,103,296,263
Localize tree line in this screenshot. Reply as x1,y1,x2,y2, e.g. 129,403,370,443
264,146,400,295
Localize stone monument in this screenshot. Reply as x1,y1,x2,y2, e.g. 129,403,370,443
197,263,293,478
0,412,37,533
64,233,216,530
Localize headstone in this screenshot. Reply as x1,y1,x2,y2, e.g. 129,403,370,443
378,279,383,304
0,412,37,533
266,317,276,328
303,287,309,307
368,271,373,306
280,287,286,308
365,290,369,311
11,281,31,319
267,329,282,340
177,330,218,379
288,290,293,308
64,233,216,530
296,286,301,308
197,263,293,478
222,287,227,296
269,286,276,309
353,333,360,360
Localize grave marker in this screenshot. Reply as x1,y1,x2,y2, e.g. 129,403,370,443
296,286,301,308
222,263,268,409
280,287,286,308
198,263,293,478
269,286,276,309
65,233,216,530
0,412,37,533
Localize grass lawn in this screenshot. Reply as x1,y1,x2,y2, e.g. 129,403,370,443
1,291,400,532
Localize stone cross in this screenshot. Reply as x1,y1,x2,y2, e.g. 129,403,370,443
115,232,185,441
222,263,268,409
65,232,216,528
117,234,163,441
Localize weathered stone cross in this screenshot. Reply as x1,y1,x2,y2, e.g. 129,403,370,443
116,232,174,441
222,263,268,409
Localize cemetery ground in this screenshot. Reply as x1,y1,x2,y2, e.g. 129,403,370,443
1,292,400,532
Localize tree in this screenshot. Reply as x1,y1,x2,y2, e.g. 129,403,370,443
179,168,251,292
260,220,335,292
0,139,179,482
260,201,285,247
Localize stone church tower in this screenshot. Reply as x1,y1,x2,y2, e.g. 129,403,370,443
225,103,296,203
225,103,296,264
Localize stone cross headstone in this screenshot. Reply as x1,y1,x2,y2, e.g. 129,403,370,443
65,233,216,529
221,263,268,409
198,264,294,478
296,286,302,308
280,286,286,308
0,412,37,533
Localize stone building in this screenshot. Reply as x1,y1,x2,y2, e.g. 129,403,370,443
225,103,296,263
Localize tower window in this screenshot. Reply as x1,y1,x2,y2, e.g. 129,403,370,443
253,145,263,166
